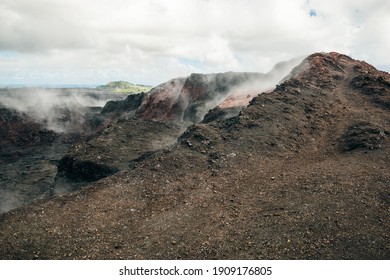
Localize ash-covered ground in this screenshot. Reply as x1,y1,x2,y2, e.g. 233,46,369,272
0,53,389,259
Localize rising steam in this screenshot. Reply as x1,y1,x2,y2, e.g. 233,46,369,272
219,56,305,110
0,88,126,133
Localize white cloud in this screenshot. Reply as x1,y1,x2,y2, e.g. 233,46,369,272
0,0,389,85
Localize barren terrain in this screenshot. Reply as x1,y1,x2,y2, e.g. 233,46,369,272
0,53,389,259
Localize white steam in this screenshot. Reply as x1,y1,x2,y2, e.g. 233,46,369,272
220,56,305,108
197,56,305,120
0,88,125,133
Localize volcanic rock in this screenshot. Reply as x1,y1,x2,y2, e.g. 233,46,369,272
0,106,57,147
339,122,388,151
101,92,146,116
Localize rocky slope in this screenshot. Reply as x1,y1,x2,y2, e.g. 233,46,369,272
0,52,389,259
55,72,265,187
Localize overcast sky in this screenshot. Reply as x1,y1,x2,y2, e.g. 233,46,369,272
0,0,389,86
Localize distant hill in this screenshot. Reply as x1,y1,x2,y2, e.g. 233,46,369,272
96,81,152,93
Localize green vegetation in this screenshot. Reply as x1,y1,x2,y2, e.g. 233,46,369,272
97,81,152,94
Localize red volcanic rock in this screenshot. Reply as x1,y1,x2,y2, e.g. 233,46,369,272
138,72,268,123
219,89,265,109
137,58,302,123
137,77,187,120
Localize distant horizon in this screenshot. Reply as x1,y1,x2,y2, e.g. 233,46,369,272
0,59,389,90
0,83,99,88
0,82,156,89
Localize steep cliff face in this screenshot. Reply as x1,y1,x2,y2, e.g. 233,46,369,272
0,52,389,260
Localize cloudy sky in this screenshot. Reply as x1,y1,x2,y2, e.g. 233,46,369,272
0,0,389,86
